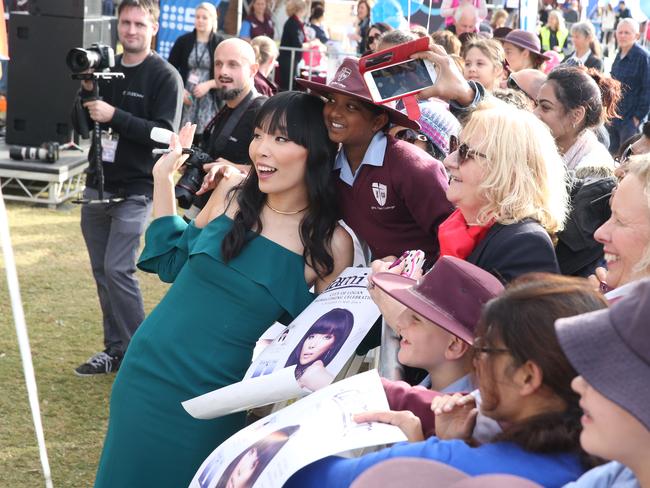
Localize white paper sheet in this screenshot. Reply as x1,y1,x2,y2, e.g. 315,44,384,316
183,267,381,420
189,370,407,488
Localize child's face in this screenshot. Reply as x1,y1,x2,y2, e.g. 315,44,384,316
322,93,386,148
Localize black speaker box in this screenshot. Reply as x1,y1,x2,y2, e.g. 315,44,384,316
29,0,102,19
6,13,114,145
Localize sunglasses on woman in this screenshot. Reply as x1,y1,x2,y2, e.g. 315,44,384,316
449,135,488,163
615,144,634,166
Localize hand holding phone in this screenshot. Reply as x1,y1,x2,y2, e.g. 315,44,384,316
359,37,438,104
363,58,438,104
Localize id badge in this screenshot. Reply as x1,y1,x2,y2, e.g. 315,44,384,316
101,131,119,163
188,73,200,85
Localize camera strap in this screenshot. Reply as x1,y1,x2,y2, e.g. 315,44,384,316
210,90,258,157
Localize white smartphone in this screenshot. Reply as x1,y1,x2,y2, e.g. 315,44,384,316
363,58,437,103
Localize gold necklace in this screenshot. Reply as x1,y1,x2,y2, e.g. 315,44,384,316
265,201,308,215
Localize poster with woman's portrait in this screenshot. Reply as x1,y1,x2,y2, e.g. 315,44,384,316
189,370,407,488
183,267,380,420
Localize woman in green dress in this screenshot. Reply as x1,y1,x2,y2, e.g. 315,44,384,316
94,92,354,487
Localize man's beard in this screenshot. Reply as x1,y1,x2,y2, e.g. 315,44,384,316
216,87,244,101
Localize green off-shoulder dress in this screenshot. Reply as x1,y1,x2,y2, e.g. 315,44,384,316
94,214,314,488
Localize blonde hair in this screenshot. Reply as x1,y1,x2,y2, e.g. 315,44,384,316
547,9,566,31
460,99,569,234
285,0,307,17
461,38,505,70
195,2,218,32
251,35,279,65
624,155,650,275
490,8,508,28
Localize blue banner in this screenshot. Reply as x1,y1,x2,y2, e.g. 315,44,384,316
157,0,220,59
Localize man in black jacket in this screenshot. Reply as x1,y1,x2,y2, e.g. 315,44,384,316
73,0,183,376
183,38,267,218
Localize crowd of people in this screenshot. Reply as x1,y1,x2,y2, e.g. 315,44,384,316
65,0,650,487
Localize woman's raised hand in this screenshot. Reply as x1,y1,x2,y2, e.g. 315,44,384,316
431,393,478,440
196,159,246,195
411,44,475,106
152,123,196,181
587,266,610,294
354,410,425,442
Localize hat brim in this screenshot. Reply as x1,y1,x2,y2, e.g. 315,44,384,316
295,77,421,131
350,458,467,488
497,39,551,60
555,308,650,431
372,272,474,344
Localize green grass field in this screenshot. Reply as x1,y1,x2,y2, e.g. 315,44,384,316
0,202,169,487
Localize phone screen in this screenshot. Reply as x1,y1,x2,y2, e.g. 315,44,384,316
370,59,435,100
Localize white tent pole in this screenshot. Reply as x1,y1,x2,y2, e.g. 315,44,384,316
237,0,244,36
0,189,53,488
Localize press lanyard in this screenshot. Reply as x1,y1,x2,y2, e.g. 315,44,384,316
194,42,207,69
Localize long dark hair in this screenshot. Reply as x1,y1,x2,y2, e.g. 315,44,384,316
476,274,607,466
221,92,339,278
214,425,299,488
547,66,621,130
285,308,354,379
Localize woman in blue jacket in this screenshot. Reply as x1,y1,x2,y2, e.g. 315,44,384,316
285,275,607,488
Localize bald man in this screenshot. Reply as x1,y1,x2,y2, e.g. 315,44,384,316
187,38,268,216
508,69,547,110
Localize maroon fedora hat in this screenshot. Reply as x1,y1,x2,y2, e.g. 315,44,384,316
498,29,550,60
350,459,542,488
295,57,420,130
372,256,504,344
555,278,650,432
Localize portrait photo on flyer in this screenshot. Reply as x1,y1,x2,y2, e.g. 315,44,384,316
189,370,407,488
183,267,380,420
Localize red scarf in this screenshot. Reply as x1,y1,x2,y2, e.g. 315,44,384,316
438,209,493,260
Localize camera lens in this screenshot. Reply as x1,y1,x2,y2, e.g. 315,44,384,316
66,48,101,72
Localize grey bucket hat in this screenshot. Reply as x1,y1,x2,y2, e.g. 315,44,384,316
555,278,650,431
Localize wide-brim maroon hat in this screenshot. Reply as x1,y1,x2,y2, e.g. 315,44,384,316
350,459,542,488
498,29,551,60
295,57,420,131
372,256,504,344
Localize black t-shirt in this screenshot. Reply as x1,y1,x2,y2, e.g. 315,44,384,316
82,52,184,196
201,94,267,165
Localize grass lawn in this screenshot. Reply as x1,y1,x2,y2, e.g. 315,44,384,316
0,202,169,487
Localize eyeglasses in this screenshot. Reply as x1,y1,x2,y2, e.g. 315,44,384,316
506,75,537,106
449,135,488,163
396,128,428,145
615,144,634,166
473,337,509,357
367,34,381,45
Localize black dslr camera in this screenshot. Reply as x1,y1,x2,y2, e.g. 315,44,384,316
175,147,213,209
66,43,115,72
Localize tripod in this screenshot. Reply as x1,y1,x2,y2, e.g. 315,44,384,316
72,71,125,204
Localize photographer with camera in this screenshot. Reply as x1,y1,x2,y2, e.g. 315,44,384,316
181,38,267,218
71,0,183,376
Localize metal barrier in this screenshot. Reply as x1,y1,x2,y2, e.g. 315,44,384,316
378,318,405,381
277,44,356,91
